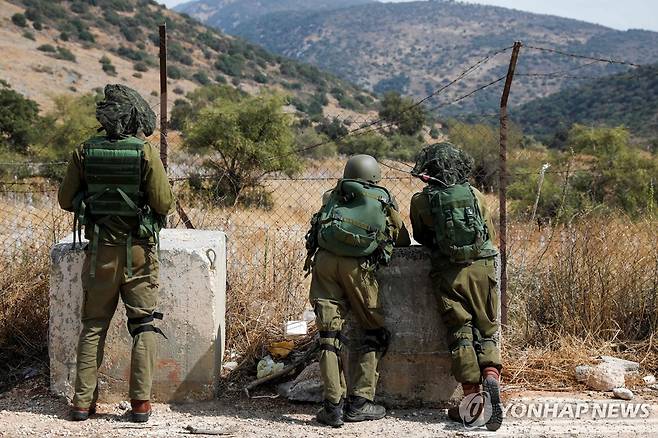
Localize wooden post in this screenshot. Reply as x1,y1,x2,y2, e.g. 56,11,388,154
499,41,522,326
159,24,168,172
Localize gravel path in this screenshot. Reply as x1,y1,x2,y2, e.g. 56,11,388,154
1,380,658,437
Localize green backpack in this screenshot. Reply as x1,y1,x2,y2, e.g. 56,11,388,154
73,136,164,278
317,179,391,258
424,182,497,263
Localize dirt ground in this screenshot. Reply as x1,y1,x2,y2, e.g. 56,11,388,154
1,377,658,437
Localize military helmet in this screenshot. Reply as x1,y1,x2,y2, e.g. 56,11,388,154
96,84,156,139
412,142,474,186
343,154,381,183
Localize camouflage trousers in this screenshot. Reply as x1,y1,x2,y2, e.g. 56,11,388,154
309,250,386,404
431,257,502,384
73,243,161,408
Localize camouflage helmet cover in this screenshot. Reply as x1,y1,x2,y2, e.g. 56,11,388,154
96,84,156,139
343,154,382,183
412,142,474,186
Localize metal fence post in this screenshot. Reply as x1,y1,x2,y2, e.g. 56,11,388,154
159,24,168,172
499,41,522,326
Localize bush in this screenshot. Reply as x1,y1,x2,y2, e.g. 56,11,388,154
192,71,211,86
338,132,391,158
215,54,244,77
78,29,95,43
316,117,348,141
11,13,27,28
59,32,69,42
55,47,76,62
99,56,116,76
0,80,40,153
22,31,35,41
378,91,426,136
168,65,182,80
37,44,56,53
296,127,336,159
32,21,42,31
133,62,149,72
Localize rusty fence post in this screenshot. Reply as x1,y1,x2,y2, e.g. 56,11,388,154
499,41,522,326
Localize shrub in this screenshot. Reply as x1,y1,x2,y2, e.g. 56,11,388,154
78,29,95,43
167,65,182,80
192,71,211,86
99,56,116,76
22,31,35,41
253,72,268,84
55,47,76,62
38,44,56,53
32,21,42,31
11,13,27,27
133,62,149,72
0,80,40,153
215,54,244,77
59,32,69,42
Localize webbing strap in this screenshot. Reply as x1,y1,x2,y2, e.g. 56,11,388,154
126,233,133,278
89,224,100,279
130,325,168,339
320,344,341,354
333,215,375,233
128,312,163,325
116,187,140,213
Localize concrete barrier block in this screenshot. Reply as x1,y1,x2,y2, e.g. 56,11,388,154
49,229,227,403
345,246,501,407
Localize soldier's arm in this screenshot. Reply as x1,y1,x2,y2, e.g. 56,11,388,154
410,192,434,247
387,197,411,247
473,188,496,241
143,143,175,215
57,149,83,212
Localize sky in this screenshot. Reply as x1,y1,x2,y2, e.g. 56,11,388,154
156,0,658,32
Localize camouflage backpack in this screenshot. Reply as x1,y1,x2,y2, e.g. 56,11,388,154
315,179,392,258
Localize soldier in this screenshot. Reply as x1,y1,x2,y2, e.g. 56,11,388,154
304,154,410,428
58,84,174,423
409,143,503,431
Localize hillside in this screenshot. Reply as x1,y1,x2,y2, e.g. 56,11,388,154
180,0,658,113
0,0,375,119
175,0,373,33
516,64,658,143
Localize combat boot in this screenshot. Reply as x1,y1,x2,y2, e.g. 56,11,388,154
447,383,481,423
316,398,344,428
482,367,503,431
344,395,386,422
130,399,151,423
70,403,97,421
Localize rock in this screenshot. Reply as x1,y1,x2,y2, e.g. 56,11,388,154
612,387,634,400
597,356,640,373
277,362,323,403
643,375,656,385
118,401,130,410
222,361,238,371
575,364,625,391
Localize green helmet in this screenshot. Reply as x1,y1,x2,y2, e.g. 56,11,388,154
412,142,474,186
343,154,381,183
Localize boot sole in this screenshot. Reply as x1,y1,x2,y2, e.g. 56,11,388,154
131,412,151,423
483,376,503,431
316,418,344,428
344,412,386,422
70,411,89,421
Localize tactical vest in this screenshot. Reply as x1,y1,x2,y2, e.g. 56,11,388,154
424,183,497,263
73,136,163,278
316,179,391,258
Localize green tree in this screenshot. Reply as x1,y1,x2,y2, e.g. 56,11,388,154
296,127,336,159
378,91,426,136
183,93,301,205
338,132,391,158
0,81,40,153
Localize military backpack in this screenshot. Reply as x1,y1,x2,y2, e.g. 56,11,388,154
72,136,164,278
424,182,497,263
315,179,392,258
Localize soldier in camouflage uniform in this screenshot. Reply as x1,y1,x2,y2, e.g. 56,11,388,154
58,85,174,423
304,155,410,427
409,143,503,431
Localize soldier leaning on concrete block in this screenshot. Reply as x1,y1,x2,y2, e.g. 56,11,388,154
58,84,174,423
304,155,411,427
409,142,503,431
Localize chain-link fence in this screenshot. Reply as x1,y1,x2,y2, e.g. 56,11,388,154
1,42,657,369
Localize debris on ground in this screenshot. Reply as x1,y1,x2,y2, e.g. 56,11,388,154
612,387,634,400
184,425,234,435
575,363,625,391
256,355,285,379
118,400,130,410
643,375,656,385
277,362,323,403
222,361,239,372
268,341,295,359
284,320,308,337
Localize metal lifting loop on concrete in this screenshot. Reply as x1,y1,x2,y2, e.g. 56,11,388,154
206,248,217,270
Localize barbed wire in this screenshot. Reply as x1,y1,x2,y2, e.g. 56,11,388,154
523,44,644,67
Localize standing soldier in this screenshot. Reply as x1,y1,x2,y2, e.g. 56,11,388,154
409,143,503,431
304,154,410,428
58,85,174,423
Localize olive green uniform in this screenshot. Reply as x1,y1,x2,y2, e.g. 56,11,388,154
410,188,502,384
309,191,410,404
58,141,174,408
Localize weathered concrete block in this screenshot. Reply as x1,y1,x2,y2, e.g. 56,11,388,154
345,246,501,407
49,229,227,403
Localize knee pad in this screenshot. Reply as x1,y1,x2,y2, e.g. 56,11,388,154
361,327,391,356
